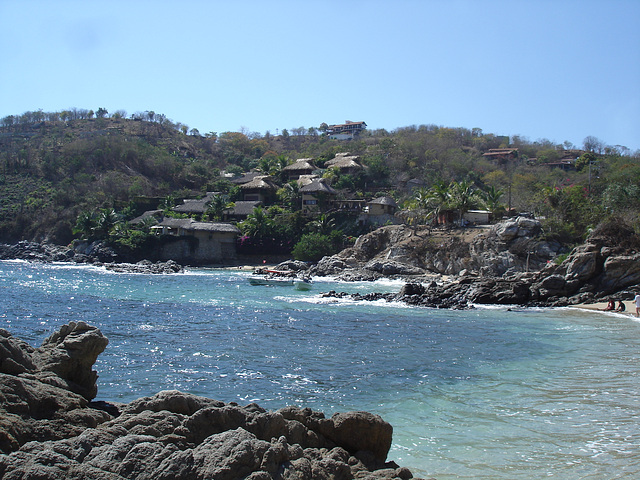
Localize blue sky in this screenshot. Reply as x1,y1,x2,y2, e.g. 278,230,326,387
1,0,639,151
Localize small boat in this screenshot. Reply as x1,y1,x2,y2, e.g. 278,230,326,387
248,268,312,290
248,275,294,287
294,278,313,291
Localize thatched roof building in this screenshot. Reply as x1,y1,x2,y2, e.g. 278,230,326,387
282,158,317,179
325,153,363,174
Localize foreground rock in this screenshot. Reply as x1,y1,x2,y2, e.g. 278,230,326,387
0,324,430,480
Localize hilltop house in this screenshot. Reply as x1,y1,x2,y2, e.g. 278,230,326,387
482,148,518,162
151,218,240,264
326,121,367,140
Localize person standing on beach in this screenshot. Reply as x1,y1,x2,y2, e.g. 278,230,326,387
635,293,640,317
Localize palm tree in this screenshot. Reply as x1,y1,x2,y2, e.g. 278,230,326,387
94,208,119,239
240,206,272,238
73,211,96,240
277,181,301,210
450,180,480,225
481,185,505,218
206,194,234,221
309,214,336,235
426,181,452,223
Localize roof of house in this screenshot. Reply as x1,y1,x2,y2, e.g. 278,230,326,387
368,196,398,207
297,174,320,187
482,148,518,157
173,192,219,214
282,158,317,172
230,171,262,185
223,200,262,216
326,153,363,170
328,121,367,129
155,218,240,233
299,179,337,195
129,210,163,224
238,175,278,191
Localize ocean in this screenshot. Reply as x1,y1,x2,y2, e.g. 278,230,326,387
1,260,638,479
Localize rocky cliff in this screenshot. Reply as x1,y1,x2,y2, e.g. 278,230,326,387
309,217,565,281
318,220,640,308
0,324,429,480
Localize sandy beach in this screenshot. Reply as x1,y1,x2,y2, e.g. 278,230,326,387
570,301,639,317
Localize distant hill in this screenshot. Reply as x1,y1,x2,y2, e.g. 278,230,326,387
0,111,638,245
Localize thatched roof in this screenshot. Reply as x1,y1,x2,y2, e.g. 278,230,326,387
326,153,363,170
283,158,317,172
155,218,240,234
171,192,219,214
231,171,262,185
297,174,320,187
129,210,163,225
368,196,397,207
224,201,262,216
299,179,337,195
238,175,278,191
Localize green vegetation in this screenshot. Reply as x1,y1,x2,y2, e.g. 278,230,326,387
1,108,639,258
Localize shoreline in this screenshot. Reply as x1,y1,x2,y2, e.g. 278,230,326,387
569,301,639,318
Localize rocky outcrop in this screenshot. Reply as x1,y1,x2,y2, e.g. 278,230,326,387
0,241,184,274
1,321,108,401
323,221,640,309
0,325,429,480
0,322,111,453
308,218,564,281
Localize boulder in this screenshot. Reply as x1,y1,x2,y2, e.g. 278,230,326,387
32,321,109,401
597,253,640,293
0,327,426,480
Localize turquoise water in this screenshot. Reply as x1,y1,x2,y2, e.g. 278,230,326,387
1,260,639,479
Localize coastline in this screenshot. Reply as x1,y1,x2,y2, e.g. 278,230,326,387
569,301,638,317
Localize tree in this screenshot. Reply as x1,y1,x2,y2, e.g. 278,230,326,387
96,107,108,118
292,233,336,261
240,206,272,238
450,180,480,224
206,194,234,221
93,208,119,239
309,214,336,235
277,181,301,210
480,185,505,218
73,211,95,240
575,152,597,172
583,136,604,154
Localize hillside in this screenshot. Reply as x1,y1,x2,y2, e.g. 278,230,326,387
1,111,639,249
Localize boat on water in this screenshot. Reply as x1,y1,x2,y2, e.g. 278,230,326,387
248,275,294,286
248,269,312,290
293,278,313,291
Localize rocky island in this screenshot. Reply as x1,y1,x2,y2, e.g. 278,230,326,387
0,322,429,480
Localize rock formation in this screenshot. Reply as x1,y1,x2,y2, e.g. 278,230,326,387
317,219,640,309
0,241,183,274
307,217,564,281
0,324,429,480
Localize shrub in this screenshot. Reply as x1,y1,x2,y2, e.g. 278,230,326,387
292,233,337,262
